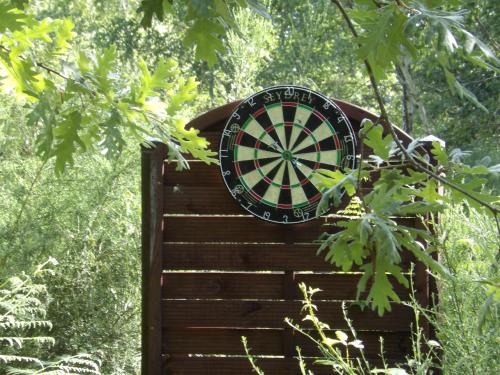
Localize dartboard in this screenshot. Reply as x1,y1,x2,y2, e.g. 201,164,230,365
219,85,357,224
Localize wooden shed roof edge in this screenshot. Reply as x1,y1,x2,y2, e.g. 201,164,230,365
186,98,414,144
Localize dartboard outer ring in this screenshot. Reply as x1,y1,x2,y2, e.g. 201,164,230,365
219,85,357,224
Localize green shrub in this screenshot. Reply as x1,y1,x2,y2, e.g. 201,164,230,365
0,258,101,374
435,205,499,374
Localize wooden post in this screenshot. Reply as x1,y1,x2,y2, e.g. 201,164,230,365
282,228,296,359
142,141,168,375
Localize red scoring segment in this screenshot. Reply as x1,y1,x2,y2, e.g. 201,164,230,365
252,107,266,117
312,109,326,122
333,133,340,149
234,161,242,178
249,189,262,202
309,193,322,203
235,131,244,145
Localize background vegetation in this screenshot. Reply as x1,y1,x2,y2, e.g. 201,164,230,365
0,0,498,374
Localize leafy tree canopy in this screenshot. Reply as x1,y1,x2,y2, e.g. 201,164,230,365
0,0,216,174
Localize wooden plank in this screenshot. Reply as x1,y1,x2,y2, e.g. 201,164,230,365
162,328,411,358
163,216,335,243
162,300,413,331
163,185,234,215
164,186,239,215
164,161,223,186
161,272,410,301
163,161,404,192
163,216,416,244
141,142,168,375
164,356,330,375
163,355,394,374
162,243,416,272
164,186,370,215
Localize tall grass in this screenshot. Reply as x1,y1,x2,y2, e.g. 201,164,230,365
436,205,499,374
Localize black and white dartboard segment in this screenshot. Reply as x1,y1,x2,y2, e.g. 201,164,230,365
219,86,357,224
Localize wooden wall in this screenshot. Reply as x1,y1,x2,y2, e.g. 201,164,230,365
142,100,435,375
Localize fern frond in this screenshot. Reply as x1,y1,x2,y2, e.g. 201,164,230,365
0,320,53,330
40,365,100,374
0,261,100,375
0,336,55,347
0,354,43,366
59,354,101,370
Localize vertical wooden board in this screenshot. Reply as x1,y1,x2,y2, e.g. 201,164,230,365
142,142,168,375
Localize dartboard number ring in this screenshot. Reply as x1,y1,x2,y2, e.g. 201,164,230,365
219,85,357,224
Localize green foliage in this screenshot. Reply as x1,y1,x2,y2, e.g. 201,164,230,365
413,0,499,157
434,205,499,373
259,0,385,112
0,259,56,365
0,0,216,174
0,92,145,373
350,0,498,112
137,0,168,27
351,3,416,80
138,0,270,66
360,121,393,160
0,259,101,374
317,119,498,315
0,0,499,373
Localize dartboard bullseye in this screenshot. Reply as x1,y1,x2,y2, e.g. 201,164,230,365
219,85,357,224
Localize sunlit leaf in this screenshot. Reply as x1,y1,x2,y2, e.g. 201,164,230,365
361,121,393,160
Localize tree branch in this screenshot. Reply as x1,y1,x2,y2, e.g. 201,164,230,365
0,44,96,96
0,44,69,80
395,64,413,133
331,0,500,217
